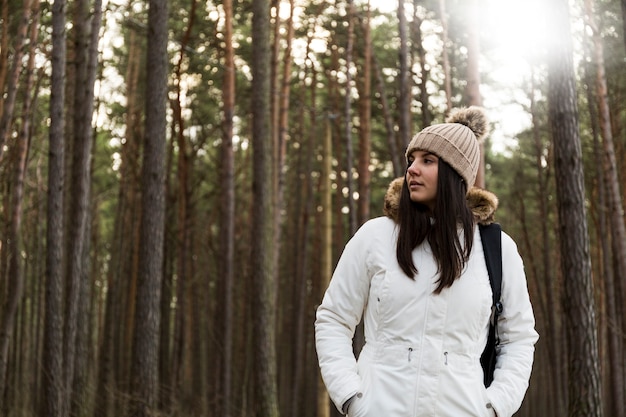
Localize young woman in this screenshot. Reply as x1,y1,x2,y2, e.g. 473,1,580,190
315,107,538,417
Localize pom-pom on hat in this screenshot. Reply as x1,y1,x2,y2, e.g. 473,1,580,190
405,106,490,187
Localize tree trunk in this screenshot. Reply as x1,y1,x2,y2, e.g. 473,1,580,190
288,50,316,416
95,17,144,417
0,0,10,115
583,1,626,414
411,1,431,127
170,0,197,408
546,0,603,415
397,0,410,145
372,55,401,177
0,0,31,161
251,0,280,415
344,0,357,235
65,0,102,413
0,0,39,408
464,0,484,188
357,1,371,226
317,115,333,417
221,0,235,414
129,0,168,415
438,0,452,112
585,69,621,417
73,0,102,415
42,0,67,414
529,72,565,416
0,45,31,415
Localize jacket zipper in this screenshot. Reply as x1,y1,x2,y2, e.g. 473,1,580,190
408,347,413,362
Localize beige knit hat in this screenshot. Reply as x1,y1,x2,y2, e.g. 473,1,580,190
405,106,490,187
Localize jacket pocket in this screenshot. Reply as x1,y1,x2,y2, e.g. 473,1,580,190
347,392,368,417
480,385,497,417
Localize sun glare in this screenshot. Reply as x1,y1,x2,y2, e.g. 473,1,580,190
483,0,551,61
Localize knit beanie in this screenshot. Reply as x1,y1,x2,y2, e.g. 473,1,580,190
405,106,490,187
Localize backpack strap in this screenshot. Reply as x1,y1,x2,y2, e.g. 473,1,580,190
478,222,503,387
479,223,503,311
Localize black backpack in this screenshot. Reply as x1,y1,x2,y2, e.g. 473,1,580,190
478,223,503,387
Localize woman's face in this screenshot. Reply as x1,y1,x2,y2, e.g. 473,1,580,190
406,150,439,210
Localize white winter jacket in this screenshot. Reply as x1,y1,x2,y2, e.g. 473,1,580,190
315,184,538,417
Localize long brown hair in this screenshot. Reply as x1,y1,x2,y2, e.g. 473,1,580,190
396,159,475,293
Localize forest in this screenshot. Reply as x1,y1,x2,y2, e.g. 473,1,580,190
0,0,625,416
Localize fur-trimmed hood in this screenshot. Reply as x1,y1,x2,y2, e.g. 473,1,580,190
382,177,498,225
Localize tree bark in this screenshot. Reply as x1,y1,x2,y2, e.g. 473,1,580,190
529,72,565,416
65,0,102,413
345,0,357,235
129,0,168,415
438,0,452,112
0,0,39,408
357,1,372,226
0,0,10,115
42,0,67,415
0,0,31,161
251,0,280,415
546,0,603,415
371,54,401,177
397,0,410,145
583,1,626,414
221,0,235,413
411,1,431,127
72,0,102,414
464,0,484,188
0,35,31,414
317,115,333,417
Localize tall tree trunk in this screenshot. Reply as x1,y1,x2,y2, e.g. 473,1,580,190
0,0,31,161
170,0,197,408
251,0,279,415
357,0,371,226
0,44,32,414
275,0,295,412
65,0,102,413
42,0,67,414
317,115,333,417
345,0,357,234
0,0,38,407
221,0,235,414
0,0,10,114
129,0,168,415
583,1,626,414
464,0,484,187
372,55,401,177
411,1,431,127
289,44,317,417
95,19,143,417
72,1,102,415
546,0,603,415
438,0,452,112
397,0,410,145
529,72,565,416
585,69,621,417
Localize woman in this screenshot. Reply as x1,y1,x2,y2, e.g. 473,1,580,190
315,107,538,417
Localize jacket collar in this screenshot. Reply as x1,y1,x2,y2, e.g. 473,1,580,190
382,177,498,226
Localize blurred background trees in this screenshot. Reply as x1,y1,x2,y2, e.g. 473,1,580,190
0,0,625,416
